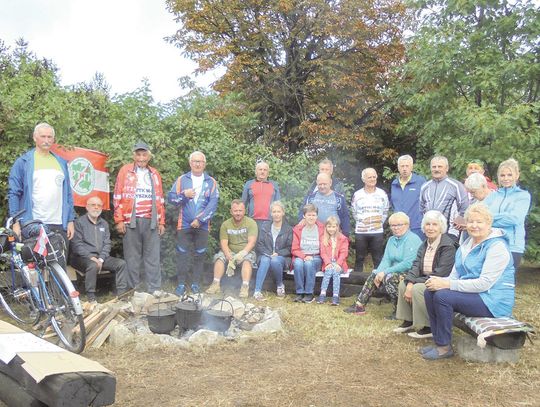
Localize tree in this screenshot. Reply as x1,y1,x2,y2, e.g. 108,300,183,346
166,0,407,157
394,0,540,259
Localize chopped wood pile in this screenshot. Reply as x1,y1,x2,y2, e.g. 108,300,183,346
39,290,180,351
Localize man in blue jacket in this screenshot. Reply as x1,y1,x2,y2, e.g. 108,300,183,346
8,123,76,254
168,151,219,296
390,155,426,239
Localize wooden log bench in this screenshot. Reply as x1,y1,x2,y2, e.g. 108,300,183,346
453,313,535,363
0,320,116,406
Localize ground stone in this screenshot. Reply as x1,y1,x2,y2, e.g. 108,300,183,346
188,329,224,346
455,335,520,363
109,324,136,347
251,310,282,333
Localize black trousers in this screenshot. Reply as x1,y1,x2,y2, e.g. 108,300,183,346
354,233,384,273
175,228,209,285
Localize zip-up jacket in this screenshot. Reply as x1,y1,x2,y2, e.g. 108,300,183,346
70,214,111,260
291,221,325,261
320,232,349,272
404,233,457,284
299,191,351,237
449,229,515,317
256,220,293,268
8,148,75,229
420,176,469,236
168,172,219,230
484,185,531,253
242,179,280,221
376,230,423,275
113,163,165,226
390,173,426,233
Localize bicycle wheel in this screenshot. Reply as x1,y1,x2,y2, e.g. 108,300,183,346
45,262,86,353
0,262,40,325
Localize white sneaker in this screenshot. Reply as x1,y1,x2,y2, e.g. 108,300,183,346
253,291,266,301
276,284,286,298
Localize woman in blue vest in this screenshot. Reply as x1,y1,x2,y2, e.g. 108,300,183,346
421,203,515,360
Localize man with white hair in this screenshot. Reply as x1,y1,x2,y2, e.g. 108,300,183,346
168,151,219,296
420,155,469,240
390,155,426,239
351,168,389,272
70,196,128,303
8,122,76,267
241,160,280,226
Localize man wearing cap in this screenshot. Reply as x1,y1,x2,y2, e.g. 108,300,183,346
8,122,76,267
241,161,280,227
113,141,166,296
168,151,219,296
70,196,128,303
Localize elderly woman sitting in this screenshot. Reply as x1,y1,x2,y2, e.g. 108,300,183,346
393,211,457,338
344,212,422,316
421,203,515,360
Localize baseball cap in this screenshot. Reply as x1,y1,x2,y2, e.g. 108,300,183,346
133,141,151,152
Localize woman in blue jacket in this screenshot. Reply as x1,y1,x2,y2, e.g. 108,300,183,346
421,203,515,360
484,158,531,268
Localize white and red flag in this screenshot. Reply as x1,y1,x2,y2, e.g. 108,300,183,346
33,225,50,257
50,145,110,210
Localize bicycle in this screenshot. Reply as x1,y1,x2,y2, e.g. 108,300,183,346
0,210,86,353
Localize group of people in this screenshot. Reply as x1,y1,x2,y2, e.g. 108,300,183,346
7,123,531,360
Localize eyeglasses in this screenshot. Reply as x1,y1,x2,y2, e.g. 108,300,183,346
191,160,205,164
390,223,407,228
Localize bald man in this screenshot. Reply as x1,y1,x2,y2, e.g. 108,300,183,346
70,196,128,303
299,172,350,236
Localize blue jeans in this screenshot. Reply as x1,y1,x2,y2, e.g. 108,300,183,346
320,266,341,297
293,256,322,295
424,289,493,347
255,255,286,292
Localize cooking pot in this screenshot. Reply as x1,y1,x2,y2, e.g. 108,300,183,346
202,299,234,332
147,308,176,334
174,297,202,332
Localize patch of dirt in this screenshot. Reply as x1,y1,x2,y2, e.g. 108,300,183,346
86,269,540,407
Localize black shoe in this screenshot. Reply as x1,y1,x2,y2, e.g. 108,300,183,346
393,320,414,333
343,304,357,313
303,294,314,303
294,294,304,302
408,326,433,339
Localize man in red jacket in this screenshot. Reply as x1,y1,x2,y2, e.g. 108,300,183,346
113,141,165,297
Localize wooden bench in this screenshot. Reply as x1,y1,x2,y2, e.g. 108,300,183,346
453,313,535,362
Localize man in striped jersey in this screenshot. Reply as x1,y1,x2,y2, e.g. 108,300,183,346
420,156,469,240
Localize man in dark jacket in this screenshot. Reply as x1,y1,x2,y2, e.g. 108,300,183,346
70,197,128,302
390,155,426,239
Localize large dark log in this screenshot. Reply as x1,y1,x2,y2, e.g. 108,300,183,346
0,371,46,407
0,355,115,407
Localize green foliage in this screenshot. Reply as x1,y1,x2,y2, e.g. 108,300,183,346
0,41,315,278
394,0,540,260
